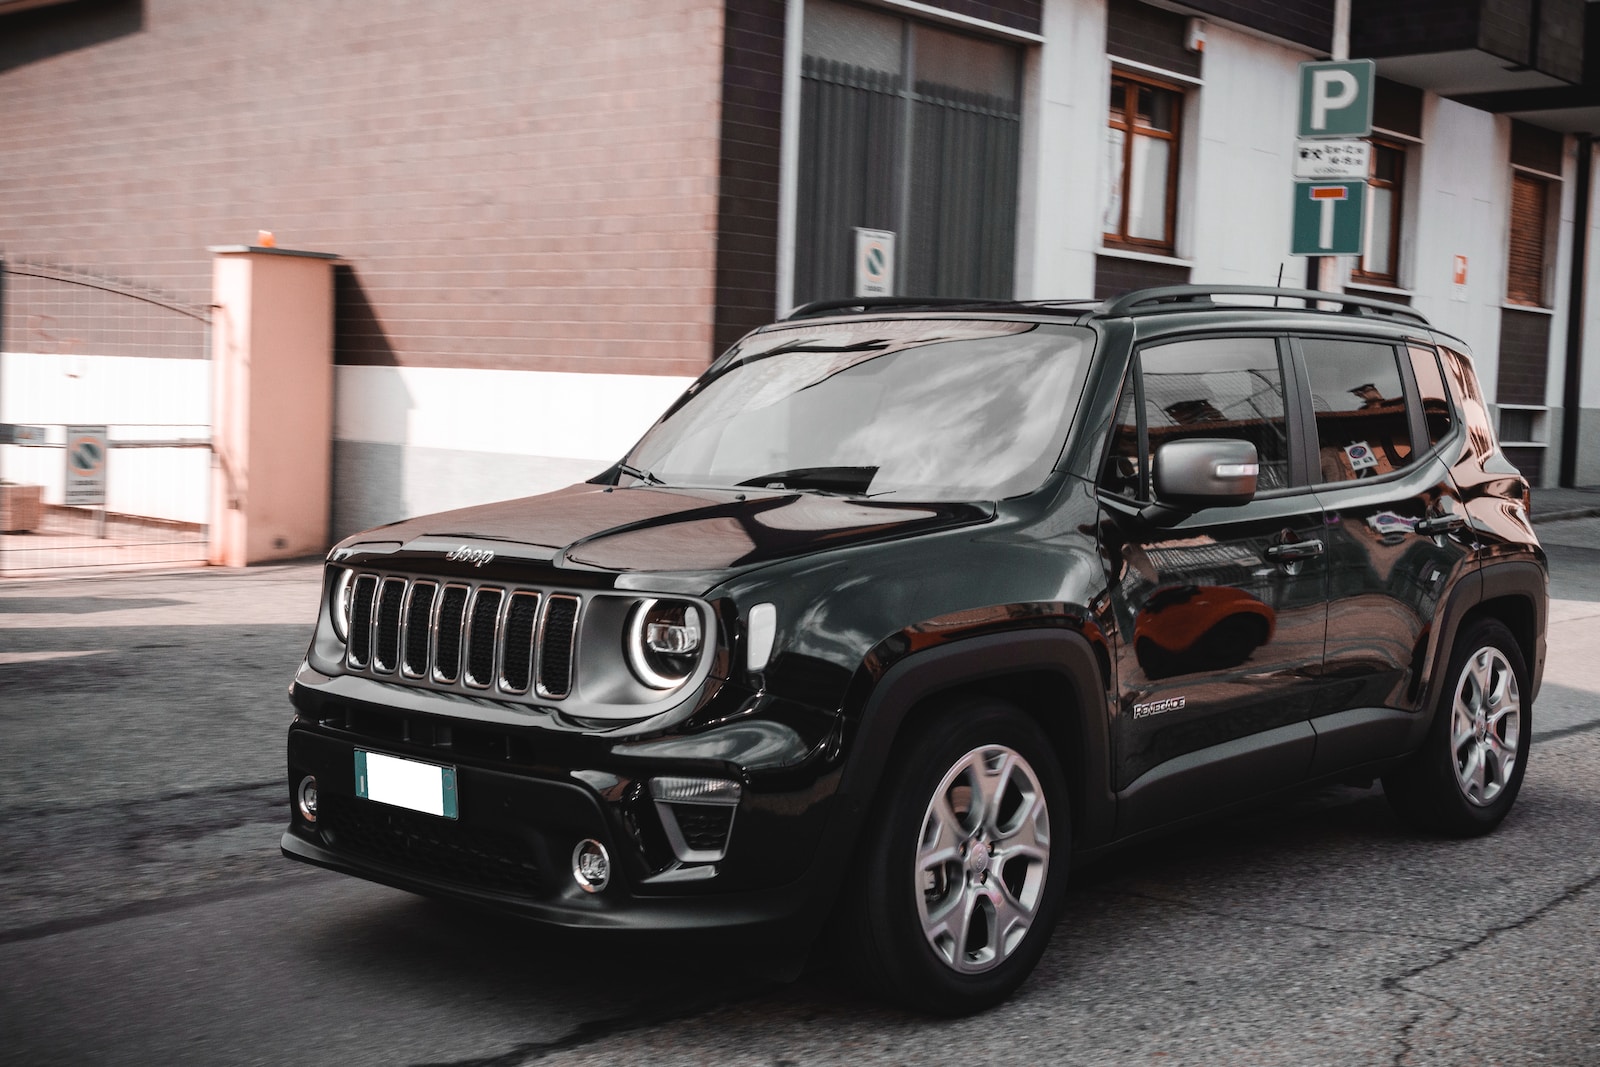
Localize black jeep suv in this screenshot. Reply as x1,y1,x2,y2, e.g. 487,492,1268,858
282,286,1547,1013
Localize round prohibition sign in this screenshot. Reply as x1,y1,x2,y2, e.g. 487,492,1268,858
68,435,105,477
864,245,887,279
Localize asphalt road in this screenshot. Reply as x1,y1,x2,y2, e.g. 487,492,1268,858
1,523,1598,1066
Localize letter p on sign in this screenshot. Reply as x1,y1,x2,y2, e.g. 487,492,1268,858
1298,60,1374,139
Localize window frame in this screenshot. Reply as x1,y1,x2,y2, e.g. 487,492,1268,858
1102,69,1185,255
1350,137,1407,287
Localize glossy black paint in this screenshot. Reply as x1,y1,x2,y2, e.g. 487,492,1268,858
284,293,1546,942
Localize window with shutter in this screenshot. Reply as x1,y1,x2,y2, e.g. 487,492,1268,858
1507,173,1551,307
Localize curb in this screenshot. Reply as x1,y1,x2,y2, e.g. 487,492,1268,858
1533,506,1600,524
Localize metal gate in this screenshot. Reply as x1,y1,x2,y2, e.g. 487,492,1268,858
0,259,212,575
793,5,1022,306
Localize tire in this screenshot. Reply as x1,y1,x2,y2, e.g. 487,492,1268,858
845,697,1070,1015
1383,618,1531,836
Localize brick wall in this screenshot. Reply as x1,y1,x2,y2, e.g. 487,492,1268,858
1179,0,1331,52
714,0,785,355
0,0,726,376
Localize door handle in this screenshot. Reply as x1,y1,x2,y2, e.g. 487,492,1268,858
1415,515,1465,535
1264,539,1325,561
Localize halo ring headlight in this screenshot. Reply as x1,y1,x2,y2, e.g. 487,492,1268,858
625,598,704,690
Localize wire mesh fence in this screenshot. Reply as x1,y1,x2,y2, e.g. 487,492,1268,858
1,260,212,574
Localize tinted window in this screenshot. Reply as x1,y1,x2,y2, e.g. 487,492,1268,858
1102,336,1291,499
1301,338,1413,483
1408,345,1455,446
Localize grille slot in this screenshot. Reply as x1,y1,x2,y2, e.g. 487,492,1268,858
500,592,540,693
374,577,407,673
537,595,580,699
464,588,504,689
402,582,437,678
348,575,378,669
433,584,469,683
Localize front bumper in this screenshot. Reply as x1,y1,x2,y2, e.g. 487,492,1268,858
282,712,843,937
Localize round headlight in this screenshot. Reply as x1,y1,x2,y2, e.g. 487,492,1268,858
625,598,704,690
329,567,355,642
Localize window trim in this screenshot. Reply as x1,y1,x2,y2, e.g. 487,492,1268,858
1103,68,1185,256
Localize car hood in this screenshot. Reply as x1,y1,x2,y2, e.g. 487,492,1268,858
348,482,995,575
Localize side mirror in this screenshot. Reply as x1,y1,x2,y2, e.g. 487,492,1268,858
1151,438,1259,510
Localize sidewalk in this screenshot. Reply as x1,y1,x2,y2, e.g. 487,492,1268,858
1531,486,1600,523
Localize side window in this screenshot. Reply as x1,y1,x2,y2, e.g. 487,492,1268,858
1101,336,1291,500
1408,345,1455,446
1301,338,1414,482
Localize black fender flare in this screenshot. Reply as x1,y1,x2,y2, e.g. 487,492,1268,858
1418,560,1547,741
831,629,1117,855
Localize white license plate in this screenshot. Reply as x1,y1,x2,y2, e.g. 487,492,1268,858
355,750,458,819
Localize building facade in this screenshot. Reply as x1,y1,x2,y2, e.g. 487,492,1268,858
2,0,1597,541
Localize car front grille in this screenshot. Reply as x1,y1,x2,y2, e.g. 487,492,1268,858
319,795,541,896
345,572,580,700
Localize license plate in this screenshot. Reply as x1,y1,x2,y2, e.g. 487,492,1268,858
355,750,459,819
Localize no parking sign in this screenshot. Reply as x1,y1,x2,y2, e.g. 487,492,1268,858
854,228,896,298
65,425,107,506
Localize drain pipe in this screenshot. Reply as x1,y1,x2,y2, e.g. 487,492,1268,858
1561,134,1592,487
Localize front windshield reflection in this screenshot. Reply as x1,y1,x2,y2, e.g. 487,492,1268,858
625,320,1094,502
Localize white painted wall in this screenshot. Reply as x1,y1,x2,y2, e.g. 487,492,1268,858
331,366,695,532
1186,23,1313,289
1406,99,1511,396
0,352,210,524
1016,0,1107,298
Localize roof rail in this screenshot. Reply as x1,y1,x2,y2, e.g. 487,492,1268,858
1098,285,1431,326
783,296,998,320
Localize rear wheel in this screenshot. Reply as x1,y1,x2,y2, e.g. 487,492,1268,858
1384,618,1531,836
846,697,1070,1014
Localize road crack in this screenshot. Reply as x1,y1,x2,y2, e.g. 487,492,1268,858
1385,868,1600,1066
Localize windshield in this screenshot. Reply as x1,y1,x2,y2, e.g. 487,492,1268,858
622,318,1094,501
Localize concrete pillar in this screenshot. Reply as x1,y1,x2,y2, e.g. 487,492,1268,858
208,245,338,567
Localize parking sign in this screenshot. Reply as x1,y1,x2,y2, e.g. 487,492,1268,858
1298,60,1375,139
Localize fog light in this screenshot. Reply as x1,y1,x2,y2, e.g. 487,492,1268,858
297,775,319,823
572,839,611,893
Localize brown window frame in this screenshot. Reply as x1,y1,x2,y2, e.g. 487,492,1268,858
1103,70,1183,255
1506,169,1555,308
1350,137,1406,287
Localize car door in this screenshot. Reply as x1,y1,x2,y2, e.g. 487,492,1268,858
1097,333,1326,835
1296,335,1475,774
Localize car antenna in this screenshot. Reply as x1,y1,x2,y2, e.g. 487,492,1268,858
1275,263,1284,306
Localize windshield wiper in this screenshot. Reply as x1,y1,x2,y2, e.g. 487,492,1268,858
616,462,665,486
735,465,878,494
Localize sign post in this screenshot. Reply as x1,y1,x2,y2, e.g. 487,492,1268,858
1291,59,1375,264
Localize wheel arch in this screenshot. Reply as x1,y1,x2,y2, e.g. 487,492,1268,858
836,630,1118,854
1459,561,1547,702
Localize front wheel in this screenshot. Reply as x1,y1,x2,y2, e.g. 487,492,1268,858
846,698,1070,1014
1384,618,1531,836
